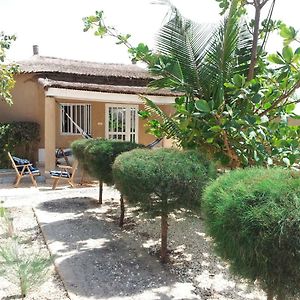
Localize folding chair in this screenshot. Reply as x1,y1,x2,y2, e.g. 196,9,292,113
50,160,78,190
8,152,40,187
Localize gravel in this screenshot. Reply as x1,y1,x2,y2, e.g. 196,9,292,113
104,199,267,300
0,207,70,300
0,183,267,299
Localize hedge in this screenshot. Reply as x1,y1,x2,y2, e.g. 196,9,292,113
0,122,40,168
203,167,300,300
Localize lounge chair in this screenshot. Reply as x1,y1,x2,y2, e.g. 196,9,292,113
8,152,40,187
50,160,78,189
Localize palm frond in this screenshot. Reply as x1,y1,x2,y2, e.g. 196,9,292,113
155,9,214,95
140,95,183,141
198,0,251,106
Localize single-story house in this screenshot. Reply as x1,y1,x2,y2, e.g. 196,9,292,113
0,46,176,171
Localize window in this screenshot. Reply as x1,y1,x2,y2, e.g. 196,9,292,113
106,104,138,142
60,104,91,135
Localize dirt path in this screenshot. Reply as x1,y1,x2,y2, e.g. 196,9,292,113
34,196,198,300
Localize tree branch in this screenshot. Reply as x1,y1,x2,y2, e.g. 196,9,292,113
259,79,300,116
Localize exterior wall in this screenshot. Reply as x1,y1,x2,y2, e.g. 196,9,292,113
55,99,106,149
55,101,174,149
2,75,176,167
0,74,45,162
288,118,300,126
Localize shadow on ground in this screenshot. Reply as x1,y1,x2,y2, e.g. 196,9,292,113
35,197,200,299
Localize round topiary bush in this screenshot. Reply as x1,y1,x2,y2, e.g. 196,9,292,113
71,138,94,172
71,138,144,225
113,148,216,262
203,167,300,300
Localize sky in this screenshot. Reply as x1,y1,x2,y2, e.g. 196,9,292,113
0,0,300,114
0,0,299,64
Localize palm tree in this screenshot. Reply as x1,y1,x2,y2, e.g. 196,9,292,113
143,0,253,168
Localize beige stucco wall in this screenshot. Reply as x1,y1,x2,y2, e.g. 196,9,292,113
54,101,173,148
1,74,176,167
0,74,45,142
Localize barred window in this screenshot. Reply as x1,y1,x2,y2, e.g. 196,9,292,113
60,104,91,135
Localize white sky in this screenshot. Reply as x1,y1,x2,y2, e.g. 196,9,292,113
0,0,299,64
0,0,300,114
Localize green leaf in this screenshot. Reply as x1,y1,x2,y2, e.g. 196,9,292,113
209,125,222,132
252,93,262,104
282,46,293,63
268,54,285,65
232,74,244,87
195,99,211,113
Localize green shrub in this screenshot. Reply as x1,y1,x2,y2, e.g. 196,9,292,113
71,138,144,225
71,138,93,172
0,122,40,168
203,167,300,300
82,139,145,185
113,148,216,262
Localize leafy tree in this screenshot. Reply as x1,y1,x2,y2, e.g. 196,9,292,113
83,0,300,168
113,148,216,263
203,167,300,300
0,32,17,105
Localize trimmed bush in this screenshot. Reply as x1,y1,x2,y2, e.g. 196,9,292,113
203,167,300,300
0,122,40,168
71,138,144,225
113,148,216,263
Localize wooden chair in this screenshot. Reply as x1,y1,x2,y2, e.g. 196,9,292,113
8,152,40,188
50,160,78,190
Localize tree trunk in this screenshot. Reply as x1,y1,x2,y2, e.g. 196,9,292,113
267,289,273,300
247,1,261,81
98,180,103,204
119,194,125,227
277,291,285,300
160,211,169,263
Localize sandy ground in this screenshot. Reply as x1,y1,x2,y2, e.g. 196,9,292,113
0,182,267,299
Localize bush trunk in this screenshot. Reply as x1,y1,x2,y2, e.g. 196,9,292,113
161,211,168,263
119,194,125,227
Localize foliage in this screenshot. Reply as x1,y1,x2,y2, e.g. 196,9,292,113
113,148,216,262
83,0,300,169
0,207,50,299
0,240,50,299
0,32,18,105
71,138,145,185
72,138,144,220
0,122,40,168
0,205,14,238
203,167,300,299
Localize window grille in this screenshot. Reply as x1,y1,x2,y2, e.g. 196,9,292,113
60,104,91,135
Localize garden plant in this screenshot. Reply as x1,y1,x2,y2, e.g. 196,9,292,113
83,0,300,168
0,31,17,105
0,207,50,299
0,122,40,168
72,138,144,226
113,148,216,263
203,167,300,300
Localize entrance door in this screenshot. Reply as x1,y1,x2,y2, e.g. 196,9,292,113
105,104,138,143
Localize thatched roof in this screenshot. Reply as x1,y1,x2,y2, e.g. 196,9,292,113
38,78,180,97
18,55,153,79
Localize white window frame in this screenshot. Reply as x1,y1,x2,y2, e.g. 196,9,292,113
105,104,139,143
60,103,92,135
